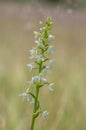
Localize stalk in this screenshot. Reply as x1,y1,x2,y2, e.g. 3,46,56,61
30,86,39,130
19,17,55,130
30,57,42,130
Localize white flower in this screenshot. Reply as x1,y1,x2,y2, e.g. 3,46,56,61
47,83,54,91
48,34,55,41
43,66,51,74
30,98,34,104
34,31,39,38
32,75,39,82
35,40,40,44
40,28,43,31
30,49,36,54
29,49,38,59
47,46,54,54
32,74,47,83
39,43,45,48
49,59,55,67
40,77,47,82
35,40,45,49
29,49,45,61
19,93,29,101
27,63,35,69
42,110,49,119
39,73,47,82
35,55,45,61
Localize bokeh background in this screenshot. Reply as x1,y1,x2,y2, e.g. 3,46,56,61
0,0,86,130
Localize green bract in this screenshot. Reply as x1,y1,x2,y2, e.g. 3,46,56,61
19,17,55,130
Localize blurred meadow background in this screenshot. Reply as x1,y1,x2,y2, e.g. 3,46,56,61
0,0,86,130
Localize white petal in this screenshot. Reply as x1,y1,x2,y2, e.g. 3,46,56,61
27,63,35,70
47,46,54,54
34,31,39,38
19,93,27,97
41,77,47,81
49,59,55,67
47,83,54,91
35,40,40,44
42,110,49,119
19,93,29,101
43,66,51,74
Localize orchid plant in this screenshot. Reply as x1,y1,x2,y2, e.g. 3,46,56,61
19,17,55,130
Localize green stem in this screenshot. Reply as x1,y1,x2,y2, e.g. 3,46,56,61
30,59,42,130
30,86,39,130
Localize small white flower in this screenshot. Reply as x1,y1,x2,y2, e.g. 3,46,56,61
19,93,27,97
40,28,43,31
47,46,54,54
32,75,39,82
49,59,55,67
29,49,38,59
39,73,47,82
35,40,45,48
48,34,55,41
30,49,45,61
30,49,35,54
40,77,47,82
35,40,40,44
42,110,49,119
30,98,34,104
47,83,54,91
32,74,47,83
43,66,51,74
27,63,35,69
34,31,39,38
35,55,45,61
19,93,29,101
30,49,37,55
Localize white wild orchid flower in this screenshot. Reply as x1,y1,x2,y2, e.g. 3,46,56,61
19,17,55,130
19,93,29,101
42,110,49,119
47,83,54,91
48,34,55,41
47,45,54,54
